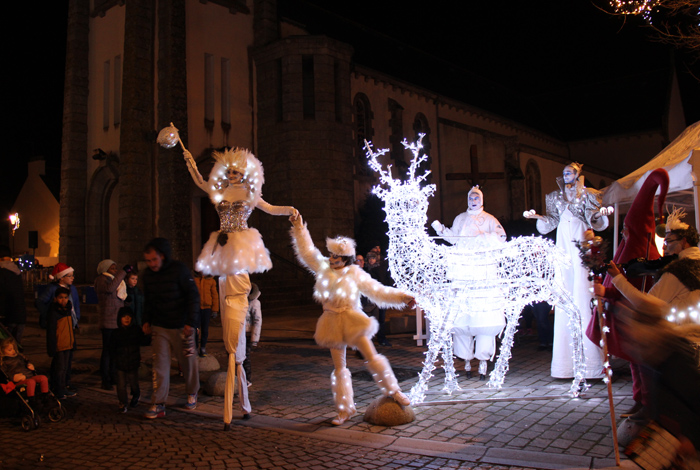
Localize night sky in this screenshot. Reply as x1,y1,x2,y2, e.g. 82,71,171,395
3,0,699,220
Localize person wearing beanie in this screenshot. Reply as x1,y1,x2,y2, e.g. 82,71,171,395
290,213,416,426
34,261,81,393
525,162,609,379
431,186,507,380
35,262,81,332
94,259,130,390
0,245,27,345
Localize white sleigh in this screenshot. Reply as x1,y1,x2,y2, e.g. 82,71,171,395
365,137,587,404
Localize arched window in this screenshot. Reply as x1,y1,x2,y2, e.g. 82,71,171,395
525,159,542,214
353,93,374,175
388,98,406,173
413,113,432,185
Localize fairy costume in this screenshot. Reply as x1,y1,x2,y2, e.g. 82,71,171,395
185,148,296,427
290,217,414,425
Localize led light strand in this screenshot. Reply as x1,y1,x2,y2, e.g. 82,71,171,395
366,137,587,403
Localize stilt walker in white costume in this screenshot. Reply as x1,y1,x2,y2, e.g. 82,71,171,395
183,148,297,430
525,163,608,379
289,214,416,425
432,186,507,379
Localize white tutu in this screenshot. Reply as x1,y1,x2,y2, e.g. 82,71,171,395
196,229,272,276
314,308,379,349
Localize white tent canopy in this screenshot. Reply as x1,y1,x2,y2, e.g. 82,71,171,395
601,120,700,248
603,120,700,206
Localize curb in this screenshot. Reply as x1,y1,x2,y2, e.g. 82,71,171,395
88,385,631,470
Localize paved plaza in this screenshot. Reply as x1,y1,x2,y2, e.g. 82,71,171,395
0,305,638,470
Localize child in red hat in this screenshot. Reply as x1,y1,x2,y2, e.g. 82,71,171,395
35,263,81,331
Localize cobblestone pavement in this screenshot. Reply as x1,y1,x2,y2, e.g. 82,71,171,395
1,386,535,470
1,306,636,470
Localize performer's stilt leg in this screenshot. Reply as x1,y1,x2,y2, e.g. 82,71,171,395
219,274,251,425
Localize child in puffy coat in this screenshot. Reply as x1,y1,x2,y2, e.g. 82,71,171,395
46,287,76,399
110,307,149,413
1,337,50,400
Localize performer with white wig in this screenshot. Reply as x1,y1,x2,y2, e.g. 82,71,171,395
432,185,507,379
525,162,608,379
289,213,415,425
183,148,297,430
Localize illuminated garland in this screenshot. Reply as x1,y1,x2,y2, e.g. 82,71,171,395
366,137,587,404
610,0,661,22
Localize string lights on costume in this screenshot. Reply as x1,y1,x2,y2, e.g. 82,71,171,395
667,305,700,324
575,233,616,386
365,137,586,404
207,148,261,205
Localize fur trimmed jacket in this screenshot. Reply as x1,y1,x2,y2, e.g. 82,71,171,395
290,221,412,349
612,247,700,323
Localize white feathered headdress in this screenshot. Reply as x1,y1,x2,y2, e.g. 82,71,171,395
326,236,356,257
665,206,689,233
207,147,265,204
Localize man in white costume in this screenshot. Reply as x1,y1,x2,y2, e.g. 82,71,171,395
525,163,608,379
432,186,507,379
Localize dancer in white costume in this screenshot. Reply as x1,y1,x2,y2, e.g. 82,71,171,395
289,214,415,425
525,163,608,379
432,186,507,379
183,148,297,429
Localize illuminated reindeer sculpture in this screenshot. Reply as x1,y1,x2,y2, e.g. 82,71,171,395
365,137,586,404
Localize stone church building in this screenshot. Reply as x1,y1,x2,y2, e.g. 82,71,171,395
60,0,681,291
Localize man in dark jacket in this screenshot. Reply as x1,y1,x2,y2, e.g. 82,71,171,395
141,238,200,419
0,245,27,345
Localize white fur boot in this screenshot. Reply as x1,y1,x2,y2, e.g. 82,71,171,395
330,368,356,425
366,354,410,406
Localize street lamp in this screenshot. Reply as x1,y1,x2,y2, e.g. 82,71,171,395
8,212,19,257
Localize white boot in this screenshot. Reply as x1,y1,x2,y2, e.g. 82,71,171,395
366,354,410,406
330,368,356,425
478,359,489,381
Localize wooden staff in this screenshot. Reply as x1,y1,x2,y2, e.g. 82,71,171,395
596,280,621,466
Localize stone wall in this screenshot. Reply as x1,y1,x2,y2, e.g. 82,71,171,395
60,0,90,282
254,36,355,264
118,0,158,267
154,0,192,265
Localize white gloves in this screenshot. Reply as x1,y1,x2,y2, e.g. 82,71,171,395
431,220,443,234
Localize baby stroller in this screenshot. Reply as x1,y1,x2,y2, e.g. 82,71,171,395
0,324,66,431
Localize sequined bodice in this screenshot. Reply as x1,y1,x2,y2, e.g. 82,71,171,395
217,200,253,233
